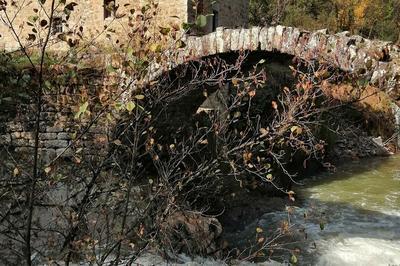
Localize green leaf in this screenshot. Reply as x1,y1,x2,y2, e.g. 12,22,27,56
319,222,325,231
114,102,124,111
44,80,52,89
182,22,193,31
176,40,186,49
28,15,39,23
159,27,170,35
79,101,88,114
127,46,134,57
75,101,88,119
106,65,116,73
126,101,136,112
195,15,207,28
290,254,298,264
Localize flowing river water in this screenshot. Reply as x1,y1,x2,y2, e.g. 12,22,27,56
268,155,400,265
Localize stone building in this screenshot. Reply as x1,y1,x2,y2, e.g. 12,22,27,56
0,0,248,51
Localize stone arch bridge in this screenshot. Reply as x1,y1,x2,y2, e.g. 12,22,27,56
151,25,400,104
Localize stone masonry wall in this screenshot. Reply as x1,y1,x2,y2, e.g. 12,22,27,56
0,0,248,51
0,69,111,164
0,0,188,51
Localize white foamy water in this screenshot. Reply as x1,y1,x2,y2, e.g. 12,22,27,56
289,155,400,265
315,237,400,266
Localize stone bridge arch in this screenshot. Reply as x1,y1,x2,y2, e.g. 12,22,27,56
151,26,400,105
147,25,400,148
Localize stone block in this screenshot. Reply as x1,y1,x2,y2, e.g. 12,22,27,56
45,140,69,149
230,29,241,51
57,133,71,140
281,26,294,54
12,138,29,147
7,123,23,132
222,28,232,53
39,149,57,163
241,28,252,50
0,134,11,144
40,133,57,140
11,132,21,139
46,127,64,133
56,148,74,157
202,32,217,56
250,27,261,51
21,132,35,140
294,31,310,57
259,27,269,50
266,26,276,51
214,27,227,54
238,28,249,50
272,25,285,51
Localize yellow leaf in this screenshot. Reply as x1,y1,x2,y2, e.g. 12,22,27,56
258,237,265,243
134,94,145,100
233,111,241,118
288,190,296,202
243,152,252,163
106,113,113,121
257,251,265,257
44,167,52,174
260,127,269,137
149,43,162,53
266,174,273,180
256,227,263,233
291,126,303,135
199,139,208,145
13,167,19,177
113,139,122,146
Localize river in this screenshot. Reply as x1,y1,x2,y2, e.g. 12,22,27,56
256,155,400,265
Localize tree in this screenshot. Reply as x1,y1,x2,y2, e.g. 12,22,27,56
0,1,342,265
249,0,400,42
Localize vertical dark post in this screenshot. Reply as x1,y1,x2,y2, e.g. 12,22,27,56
212,9,219,31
